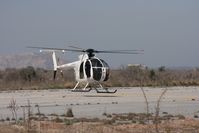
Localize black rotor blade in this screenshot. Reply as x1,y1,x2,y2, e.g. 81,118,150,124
95,50,144,54
100,51,143,54
96,49,143,52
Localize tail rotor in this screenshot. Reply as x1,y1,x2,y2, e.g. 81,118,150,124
52,52,64,80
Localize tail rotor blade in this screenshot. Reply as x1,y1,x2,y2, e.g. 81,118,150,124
53,71,57,80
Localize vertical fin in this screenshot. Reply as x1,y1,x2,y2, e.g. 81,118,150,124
52,51,58,71
52,51,58,80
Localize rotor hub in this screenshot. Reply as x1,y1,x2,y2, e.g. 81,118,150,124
85,49,96,58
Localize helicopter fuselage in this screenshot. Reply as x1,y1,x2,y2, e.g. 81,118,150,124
56,54,110,83
28,46,142,93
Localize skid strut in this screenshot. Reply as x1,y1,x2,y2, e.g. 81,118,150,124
71,82,92,92
94,83,117,93
71,82,117,93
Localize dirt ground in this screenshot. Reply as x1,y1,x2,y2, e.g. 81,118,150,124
0,87,199,132
0,118,199,133
0,87,199,119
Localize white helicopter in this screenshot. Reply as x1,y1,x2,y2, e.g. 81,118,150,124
28,46,143,93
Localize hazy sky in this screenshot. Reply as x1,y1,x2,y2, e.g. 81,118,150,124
0,0,199,68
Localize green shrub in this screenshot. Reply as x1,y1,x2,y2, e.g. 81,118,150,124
6,117,10,121
176,114,185,120
66,108,74,117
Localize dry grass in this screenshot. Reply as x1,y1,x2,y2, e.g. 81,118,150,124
1,67,199,90
0,124,25,133
0,118,199,133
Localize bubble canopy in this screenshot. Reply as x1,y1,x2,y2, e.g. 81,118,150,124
79,57,110,82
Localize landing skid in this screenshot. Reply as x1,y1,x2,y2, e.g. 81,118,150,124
95,88,117,94
71,82,117,93
71,88,92,92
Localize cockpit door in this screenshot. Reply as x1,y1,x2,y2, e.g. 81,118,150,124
85,60,91,78
79,62,84,79
91,59,102,81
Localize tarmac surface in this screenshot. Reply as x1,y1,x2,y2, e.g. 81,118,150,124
0,86,199,119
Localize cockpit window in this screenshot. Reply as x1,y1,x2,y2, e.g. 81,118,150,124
85,60,91,78
91,59,102,67
90,58,110,81
79,62,84,79
100,59,110,81
100,59,109,68
91,58,102,81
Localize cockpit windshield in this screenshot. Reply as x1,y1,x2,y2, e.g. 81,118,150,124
90,58,110,81
79,58,110,81
91,59,102,67
100,59,109,68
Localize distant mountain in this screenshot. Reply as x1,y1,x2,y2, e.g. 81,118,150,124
0,52,62,70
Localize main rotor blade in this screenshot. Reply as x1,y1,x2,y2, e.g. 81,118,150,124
96,49,144,52
96,51,143,54
27,46,144,54
27,46,84,52
95,50,144,54
68,46,84,50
